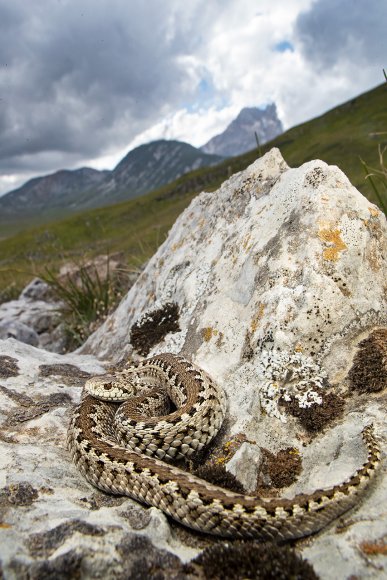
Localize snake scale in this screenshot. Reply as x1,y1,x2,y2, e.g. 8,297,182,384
67,353,381,541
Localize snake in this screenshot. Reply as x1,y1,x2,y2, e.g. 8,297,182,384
67,353,381,541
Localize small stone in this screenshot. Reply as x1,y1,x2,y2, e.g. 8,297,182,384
226,443,262,493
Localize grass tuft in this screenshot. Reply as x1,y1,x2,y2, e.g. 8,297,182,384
360,143,387,215
42,259,127,350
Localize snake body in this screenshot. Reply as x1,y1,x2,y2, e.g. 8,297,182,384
67,353,381,541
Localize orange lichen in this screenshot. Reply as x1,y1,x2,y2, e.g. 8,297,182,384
318,226,347,261
251,303,265,332
368,206,380,217
359,540,387,556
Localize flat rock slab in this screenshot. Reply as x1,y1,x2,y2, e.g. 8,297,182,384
0,340,198,579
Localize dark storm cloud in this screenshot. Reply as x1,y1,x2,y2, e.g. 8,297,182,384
0,0,221,175
295,0,387,69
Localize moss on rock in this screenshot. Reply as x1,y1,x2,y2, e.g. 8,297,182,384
130,302,180,356
183,541,318,580
348,329,387,393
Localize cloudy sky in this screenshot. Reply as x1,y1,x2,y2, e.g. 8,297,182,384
0,0,385,196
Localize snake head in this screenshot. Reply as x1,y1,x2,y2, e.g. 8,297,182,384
84,374,129,402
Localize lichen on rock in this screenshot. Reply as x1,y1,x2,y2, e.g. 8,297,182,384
256,349,327,422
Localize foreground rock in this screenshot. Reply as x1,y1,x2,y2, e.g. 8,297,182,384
1,149,386,579
0,278,66,352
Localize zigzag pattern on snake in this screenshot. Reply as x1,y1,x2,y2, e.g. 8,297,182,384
67,353,381,541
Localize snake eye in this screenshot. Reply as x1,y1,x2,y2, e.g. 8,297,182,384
85,374,117,396
103,382,114,390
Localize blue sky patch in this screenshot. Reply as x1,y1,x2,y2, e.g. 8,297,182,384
274,41,294,53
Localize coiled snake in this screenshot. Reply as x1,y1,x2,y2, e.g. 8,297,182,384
67,353,380,541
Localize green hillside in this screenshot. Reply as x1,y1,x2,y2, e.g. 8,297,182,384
0,83,386,298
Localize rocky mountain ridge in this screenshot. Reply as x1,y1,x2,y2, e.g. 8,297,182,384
200,103,283,157
80,140,223,210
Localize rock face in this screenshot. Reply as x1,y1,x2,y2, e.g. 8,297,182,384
201,104,283,157
1,149,386,579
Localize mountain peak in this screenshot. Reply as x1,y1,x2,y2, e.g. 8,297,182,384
201,103,283,157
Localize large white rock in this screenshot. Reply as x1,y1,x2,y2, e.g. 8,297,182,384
82,148,386,429
1,150,386,579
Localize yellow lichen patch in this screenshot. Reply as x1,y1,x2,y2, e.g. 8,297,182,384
318,226,347,261
366,239,382,272
212,433,251,466
294,344,303,353
251,303,265,332
202,327,218,342
288,448,300,456
0,523,12,529
368,206,380,217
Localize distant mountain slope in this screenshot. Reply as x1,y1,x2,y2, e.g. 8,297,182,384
0,140,223,233
0,168,108,219
82,140,223,209
201,104,283,157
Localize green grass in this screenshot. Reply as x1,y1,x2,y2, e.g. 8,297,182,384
360,144,387,215
0,82,386,297
42,261,126,349
0,184,193,296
